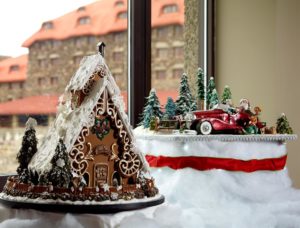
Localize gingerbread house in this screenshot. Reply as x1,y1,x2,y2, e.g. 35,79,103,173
28,43,147,190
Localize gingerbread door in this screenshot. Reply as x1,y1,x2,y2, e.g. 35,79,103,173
94,163,108,187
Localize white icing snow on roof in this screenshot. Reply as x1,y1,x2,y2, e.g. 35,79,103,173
29,53,144,174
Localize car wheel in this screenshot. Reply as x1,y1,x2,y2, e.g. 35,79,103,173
198,121,212,135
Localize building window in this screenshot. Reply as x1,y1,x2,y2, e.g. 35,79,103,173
0,115,12,127
50,57,59,66
156,70,166,79
156,48,168,59
37,77,46,86
42,21,53,30
8,83,13,90
74,37,86,47
78,16,91,25
50,76,58,85
77,6,86,12
117,11,127,19
157,27,169,38
9,65,19,72
162,4,178,14
113,51,123,62
73,56,83,65
45,40,53,48
19,82,24,89
115,1,124,7
173,47,184,58
172,68,183,78
88,36,96,45
53,40,61,48
174,25,183,36
114,32,124,42
38,59,47,68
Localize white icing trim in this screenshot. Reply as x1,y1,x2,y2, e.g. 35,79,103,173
0,192,162,206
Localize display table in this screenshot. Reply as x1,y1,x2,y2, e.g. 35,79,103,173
2,168,300,227
1,134,300,227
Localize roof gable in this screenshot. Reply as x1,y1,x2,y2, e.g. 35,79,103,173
29,53,144,175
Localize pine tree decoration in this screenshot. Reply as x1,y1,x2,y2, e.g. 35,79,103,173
16,118,38,183
164,97,177,119
209,89,219,109
139,89,163,128
175,73,197,115
48,139,72,188
197,68,205,105
221,85,232,104
276,113,293,134
207,77,216,109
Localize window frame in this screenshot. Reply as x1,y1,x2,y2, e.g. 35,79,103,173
128,0,215,127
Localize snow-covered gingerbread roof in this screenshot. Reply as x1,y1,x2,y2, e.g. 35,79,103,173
29,52,146,175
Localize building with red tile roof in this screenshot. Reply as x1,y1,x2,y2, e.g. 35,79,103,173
0,95,58,115
0,55,27,83
22,0,184,47
0,55,27,103
0,0,184,128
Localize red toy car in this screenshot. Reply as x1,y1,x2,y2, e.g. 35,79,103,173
191,109,251,135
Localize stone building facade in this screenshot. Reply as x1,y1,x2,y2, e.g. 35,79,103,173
0,0,184,104
23,0,184,98
0,55,27,102
25,27,184,98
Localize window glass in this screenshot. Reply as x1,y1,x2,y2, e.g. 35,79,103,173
151,0,185,105
162,4,178,14
0,1,128,174
42,21,53,30
78,16,91,25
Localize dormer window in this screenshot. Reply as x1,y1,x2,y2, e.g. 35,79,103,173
9,65,19,72
115,1,124,7
78,16,91,25
117,11,127,19
162,4,178,14
77,6,86,12
42,21,53,30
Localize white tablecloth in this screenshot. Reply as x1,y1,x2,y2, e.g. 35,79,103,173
1,168,300,228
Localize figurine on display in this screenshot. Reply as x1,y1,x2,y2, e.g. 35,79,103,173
16,118,38,184
139,89,163,128
276,113,293,134
221,85,232,105
175,73,197,116
206,77,216,109
197,68,205,110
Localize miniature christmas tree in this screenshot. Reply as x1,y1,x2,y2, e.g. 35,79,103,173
276,113,293,134
175,73,197,115
207,77,216,109
209,89,219,109
197,68,205,109
164,97,177,119
221,85,232,104
139,89,163,128
149,116,157,131
16,118,38,183
48,138,72,188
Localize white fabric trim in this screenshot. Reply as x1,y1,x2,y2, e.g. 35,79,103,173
135,134,297,142
136,138,288,160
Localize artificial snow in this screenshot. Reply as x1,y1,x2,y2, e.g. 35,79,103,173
2,168,300,227
25,118,37,131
